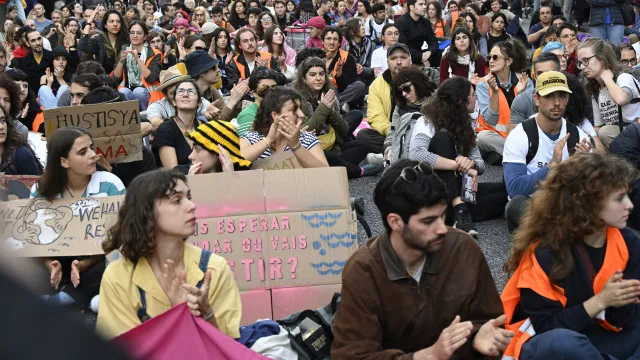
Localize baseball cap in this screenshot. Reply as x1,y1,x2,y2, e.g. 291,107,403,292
387,42,410,57
535,71,572,96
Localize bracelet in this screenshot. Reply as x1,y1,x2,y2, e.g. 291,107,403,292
291,142,302,152
263,138,271,151
203,309,215,321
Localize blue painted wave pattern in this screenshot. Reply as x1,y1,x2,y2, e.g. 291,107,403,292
319,232,356,248
310,260,347,275
302,212,342,228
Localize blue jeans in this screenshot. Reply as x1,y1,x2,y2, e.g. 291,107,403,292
590,25,626,46
38,85,68,110
521,328,640,360
118,87,150,111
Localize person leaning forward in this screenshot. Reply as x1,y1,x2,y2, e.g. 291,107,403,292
332,159,513,360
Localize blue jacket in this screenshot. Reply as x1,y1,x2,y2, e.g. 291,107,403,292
589,0,624,26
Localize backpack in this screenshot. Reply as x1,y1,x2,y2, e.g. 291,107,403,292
277,293,341,360
592,74,640,133
389,112,423,163
521,117,579,165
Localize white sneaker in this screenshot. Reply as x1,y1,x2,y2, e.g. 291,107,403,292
90,295,99,313
366,153,384,165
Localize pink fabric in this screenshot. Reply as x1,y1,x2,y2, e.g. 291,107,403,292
114,304,269,360
258,44,297,67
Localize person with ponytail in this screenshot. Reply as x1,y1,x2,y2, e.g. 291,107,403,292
502,152,640,359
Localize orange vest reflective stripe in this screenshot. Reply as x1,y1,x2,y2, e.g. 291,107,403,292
233,51,273,80
449,11,459,31
501,228,629,360
331,49,350,88
116,48,164,104
476,75,515,138
433,20,445,37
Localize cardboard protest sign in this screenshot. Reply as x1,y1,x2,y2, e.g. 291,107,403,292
43,101,142,164
0,175,39,201
186,168,357,291
0,196,123,256
251,150,301,171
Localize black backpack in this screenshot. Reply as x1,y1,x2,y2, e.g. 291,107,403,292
521,117,579,165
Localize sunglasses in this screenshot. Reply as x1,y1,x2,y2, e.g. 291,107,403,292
398,83,412,94
194,46,206,51
487,54,504,62
392,162,434,188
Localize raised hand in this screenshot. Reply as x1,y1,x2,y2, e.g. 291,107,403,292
320,89,336,108
160,259,188,306
188,161,203,175
515,72,529,94
183,269,214,318
473,315,515,356
218,145,235,172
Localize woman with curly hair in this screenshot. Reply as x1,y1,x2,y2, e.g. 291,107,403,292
502,152,640,359
440,26,487,84
229,1,248,30
98,169,242,339
240,86,328,168
409,76,507,237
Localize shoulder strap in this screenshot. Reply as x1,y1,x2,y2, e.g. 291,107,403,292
565,121,579,156
575,243,597,283
196,249,212,289
522,117,539,165
133,261,152,323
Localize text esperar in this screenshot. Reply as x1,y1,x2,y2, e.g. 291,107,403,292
54,109,140,129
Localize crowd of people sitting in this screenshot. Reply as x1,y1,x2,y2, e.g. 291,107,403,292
2,0,640,358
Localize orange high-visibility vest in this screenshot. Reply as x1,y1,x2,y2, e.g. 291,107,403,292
501,227,629,360
476,74,516,138
432,19,446,37
116,47,164,104
31,105,44,132
233,51,273,80
449,10,459,31
330,49,350,88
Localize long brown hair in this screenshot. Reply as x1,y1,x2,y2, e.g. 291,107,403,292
579,38,625,100
103,169,187,262
504,152,637,283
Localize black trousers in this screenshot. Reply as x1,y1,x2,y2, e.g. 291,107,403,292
428,132,508,224
48,256,106,308
325,140,375,178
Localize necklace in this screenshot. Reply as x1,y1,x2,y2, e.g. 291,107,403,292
65,184,88,198
175,115,195,137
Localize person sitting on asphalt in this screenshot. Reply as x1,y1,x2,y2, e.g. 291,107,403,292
188,120,253,174
359,42,412,156
226,27,287,87
502,152,640,359
236,67,280,137
332,158,513,359
321,26,367,111
503,71,590,233
98,169,242,339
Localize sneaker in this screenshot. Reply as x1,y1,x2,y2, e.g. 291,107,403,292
365,153,385,165
362,162,384,176
341,102,351,113
453,203,479,238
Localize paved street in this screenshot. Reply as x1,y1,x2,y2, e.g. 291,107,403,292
350,164,511,292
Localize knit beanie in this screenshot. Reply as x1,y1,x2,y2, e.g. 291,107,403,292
188,120,252,170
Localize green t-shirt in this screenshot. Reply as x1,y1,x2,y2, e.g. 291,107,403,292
236,103,259,137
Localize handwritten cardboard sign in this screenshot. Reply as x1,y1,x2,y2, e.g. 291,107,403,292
43,101,143,164
1,196,123,256
0,174,40,201
251,150,301,171
1,168,356,290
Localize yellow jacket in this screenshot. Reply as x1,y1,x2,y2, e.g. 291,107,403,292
97,244,242,339
367,70,393,136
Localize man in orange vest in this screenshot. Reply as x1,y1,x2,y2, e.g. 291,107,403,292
226,28,286,88
322,26,366,111
332,159,514,359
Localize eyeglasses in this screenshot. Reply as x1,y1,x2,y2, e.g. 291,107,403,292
398,83,412,94
576,54,596,69
260,18,272,22
392,162,434,188
621,58,638,66
176,88,197,96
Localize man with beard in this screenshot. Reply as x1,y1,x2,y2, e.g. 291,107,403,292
11,28,60,95
226,27,286,87
503,71,590,232
332,159,511,359
358,43,411,154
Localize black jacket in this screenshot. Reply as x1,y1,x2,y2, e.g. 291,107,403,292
327,51,359,93
610,120,640,169
226,52,287,87
395,13,442,66
11,50,54,96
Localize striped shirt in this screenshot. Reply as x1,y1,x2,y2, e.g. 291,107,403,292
30,171,126,199
242,131,320,159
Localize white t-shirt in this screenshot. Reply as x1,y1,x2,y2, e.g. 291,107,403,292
247,60,255,74
366,18,393,41
578,119,597,137
371,46,388,74
592,73,640,127
503,118,589,175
